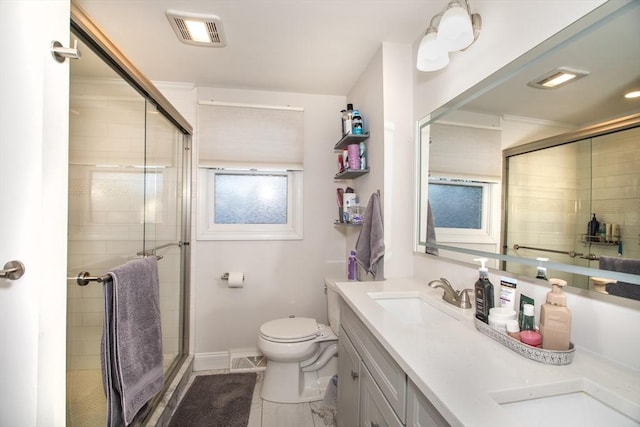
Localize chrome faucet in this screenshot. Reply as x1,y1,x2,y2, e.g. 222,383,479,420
428,278,473,309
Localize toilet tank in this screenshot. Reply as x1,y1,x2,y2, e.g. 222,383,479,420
325,279,341,336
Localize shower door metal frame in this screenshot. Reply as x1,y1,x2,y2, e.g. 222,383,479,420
70,3,192,425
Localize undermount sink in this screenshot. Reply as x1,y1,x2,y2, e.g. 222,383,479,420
368,291,458,324
490,379,640,427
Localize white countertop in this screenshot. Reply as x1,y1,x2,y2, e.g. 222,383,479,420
329,277,640,427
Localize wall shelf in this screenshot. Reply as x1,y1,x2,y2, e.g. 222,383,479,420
334,132,370,150
334,168,369,180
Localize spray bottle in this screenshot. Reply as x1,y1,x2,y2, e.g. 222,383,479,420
474,258,494,323
348,250,357,280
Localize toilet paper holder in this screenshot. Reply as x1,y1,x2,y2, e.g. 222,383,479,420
221,272,244,281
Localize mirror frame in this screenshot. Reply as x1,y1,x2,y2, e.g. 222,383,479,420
416,1,640,287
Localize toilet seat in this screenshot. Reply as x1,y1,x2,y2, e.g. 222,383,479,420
260,317,320,343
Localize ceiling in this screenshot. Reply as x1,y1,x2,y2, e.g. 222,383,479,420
72,1,639,125
73,0,441,95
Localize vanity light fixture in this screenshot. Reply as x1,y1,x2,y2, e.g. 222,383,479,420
166,10,227,47
624,90,640,99
527,67,589,89
416,0,481,72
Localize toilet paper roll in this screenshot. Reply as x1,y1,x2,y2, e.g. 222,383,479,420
227,272,244,288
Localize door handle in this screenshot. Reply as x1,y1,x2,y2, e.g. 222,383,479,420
1,260,25,280
350,370,359,380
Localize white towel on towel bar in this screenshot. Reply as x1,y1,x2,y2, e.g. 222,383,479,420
102,256,164,426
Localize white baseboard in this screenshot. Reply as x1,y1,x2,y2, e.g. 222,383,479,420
193,351,229,371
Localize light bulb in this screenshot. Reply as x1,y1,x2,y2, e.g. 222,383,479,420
417,30,449,72
437,2,474,52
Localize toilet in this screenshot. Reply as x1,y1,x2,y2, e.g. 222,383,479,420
257,281,340,403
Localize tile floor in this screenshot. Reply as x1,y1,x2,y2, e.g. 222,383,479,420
67,367,336,427
181,369,337,427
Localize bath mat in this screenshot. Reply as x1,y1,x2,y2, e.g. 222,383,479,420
168,372,257,427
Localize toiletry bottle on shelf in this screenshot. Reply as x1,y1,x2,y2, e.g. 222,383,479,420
535,257,549,280
343,104,353,135
539,278,572,351
359,142,366,170
351,109,363,135
520,304,542,348
506,320,521,341
587,213,599,242
474,258,494,324
347,250,357,280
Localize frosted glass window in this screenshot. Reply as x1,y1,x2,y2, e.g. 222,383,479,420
197,168,303,240
429,182,483,229
214,173,287,224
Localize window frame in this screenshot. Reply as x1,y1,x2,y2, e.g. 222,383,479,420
428,177,497,244
197,167,303,241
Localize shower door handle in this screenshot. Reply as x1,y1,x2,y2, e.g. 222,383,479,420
0,260,25,280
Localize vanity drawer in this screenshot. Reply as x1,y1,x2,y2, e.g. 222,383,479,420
406,379,450,427
341,301,407,424
360,362,403,427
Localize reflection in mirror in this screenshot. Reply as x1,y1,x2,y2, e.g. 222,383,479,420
503,117,640,299
417,1,640,297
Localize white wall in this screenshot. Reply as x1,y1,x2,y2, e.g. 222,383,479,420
188,87,347,368
346,42,415,279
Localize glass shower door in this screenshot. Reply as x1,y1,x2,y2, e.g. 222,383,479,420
143,102,187,376
66,33,190,426
66,38,147,426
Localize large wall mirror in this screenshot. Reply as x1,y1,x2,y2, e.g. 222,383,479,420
417,1,640,298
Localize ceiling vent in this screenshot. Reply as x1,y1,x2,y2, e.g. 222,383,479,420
166,10,227,47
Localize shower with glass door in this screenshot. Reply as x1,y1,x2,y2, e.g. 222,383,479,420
66,7,191,426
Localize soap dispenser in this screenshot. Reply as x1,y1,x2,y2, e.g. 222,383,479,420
539,278,572,350
535,257,549,280
474,258,494,324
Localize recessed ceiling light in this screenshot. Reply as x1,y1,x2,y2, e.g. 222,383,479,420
624,90,640,99
166,10,227,47
528,67,589,89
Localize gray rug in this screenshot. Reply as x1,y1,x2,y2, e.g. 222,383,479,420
168,373,257,427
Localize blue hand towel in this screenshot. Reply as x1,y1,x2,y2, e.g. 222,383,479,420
356,192,385,279
102,256,164,426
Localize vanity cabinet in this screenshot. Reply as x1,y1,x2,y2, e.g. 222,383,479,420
360,363,403,427
406,380,450,427
338,299,451,427
337,326,361,427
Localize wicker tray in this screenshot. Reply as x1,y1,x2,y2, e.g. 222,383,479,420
474,318,575,365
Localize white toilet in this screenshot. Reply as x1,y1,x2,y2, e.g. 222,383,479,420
257,281,340,403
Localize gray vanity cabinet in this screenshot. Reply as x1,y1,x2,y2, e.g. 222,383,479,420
406,380,451,427
337,326,361,427
338,299,450,427
360,363,403,427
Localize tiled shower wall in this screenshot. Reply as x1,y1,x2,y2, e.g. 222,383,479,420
506,126,639,287
67,78,182,371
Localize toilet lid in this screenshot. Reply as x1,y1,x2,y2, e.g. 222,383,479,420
260,317,320,342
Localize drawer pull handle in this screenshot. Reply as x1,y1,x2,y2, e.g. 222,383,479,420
350,370,359,380
371,422,380,427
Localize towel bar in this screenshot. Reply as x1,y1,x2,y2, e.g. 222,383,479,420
76,271,112,286
76,255,163,286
